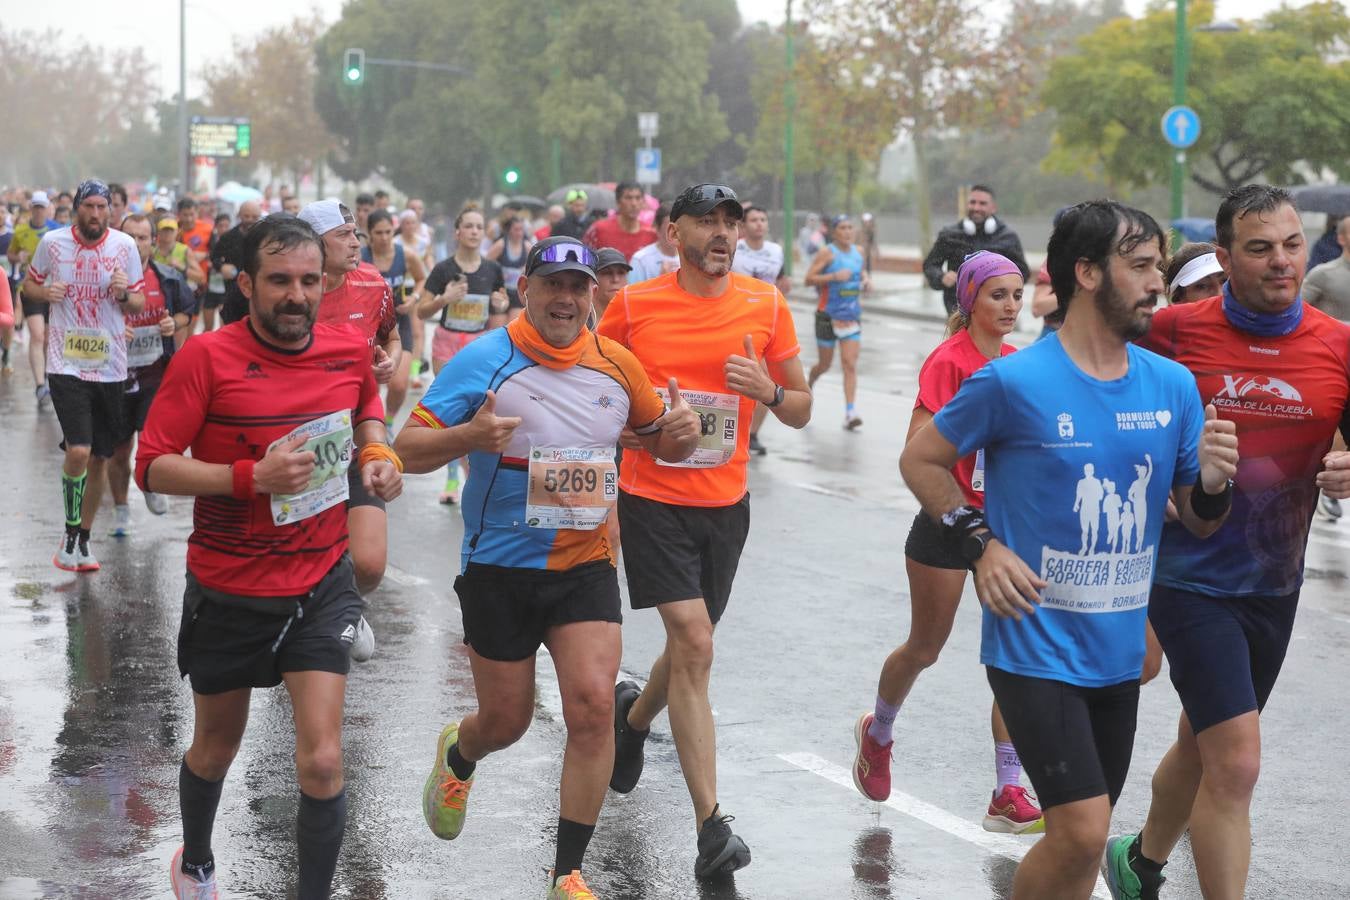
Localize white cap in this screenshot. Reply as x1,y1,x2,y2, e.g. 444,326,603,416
1170,252,1223,295
153,195,172,212
30,191,49,207
298,199,354,235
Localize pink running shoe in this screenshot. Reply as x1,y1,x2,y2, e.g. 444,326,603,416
983,784,1045,834
169,846,219,899
852,712,893,802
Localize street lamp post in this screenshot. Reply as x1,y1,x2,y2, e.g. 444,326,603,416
783,0,796,277
1171,0,1189,225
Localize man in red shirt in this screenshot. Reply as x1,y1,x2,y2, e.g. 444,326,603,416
298,200,401,654
136,215,403,900
584,181,656,261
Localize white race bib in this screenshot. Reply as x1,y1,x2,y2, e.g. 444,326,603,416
971,449,986,494
126,325,163,368
525,446,617,530
445,293,490,332
654,388,739,468
268,411,354,526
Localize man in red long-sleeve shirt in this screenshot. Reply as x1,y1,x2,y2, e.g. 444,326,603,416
135,215,403,900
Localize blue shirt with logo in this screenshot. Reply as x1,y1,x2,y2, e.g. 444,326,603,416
822,242,864,321
933,334,1203,686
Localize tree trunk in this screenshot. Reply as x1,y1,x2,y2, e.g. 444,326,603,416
912,130,933,254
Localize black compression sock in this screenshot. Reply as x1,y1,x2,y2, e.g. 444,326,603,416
1129,832,1167,885
552,817,596,881
447,742,476,781
179,757,224,868
296,789,347,900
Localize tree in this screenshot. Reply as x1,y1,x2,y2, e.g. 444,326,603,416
1043,1,1350,194
202,16,338,186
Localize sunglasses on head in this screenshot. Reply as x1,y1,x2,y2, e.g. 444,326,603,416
532,241,597,268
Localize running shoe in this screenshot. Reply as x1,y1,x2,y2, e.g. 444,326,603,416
694,804,751,879
844,412,863,431
1,345,11,375
144,490,170,516
76,535,100,572
53,532,80,572
748,433,767,456
983,784,1044,834
35,383,51,411
851,712,892,802
1102,833,1164,900
108,504,132,538
1319,492,1342,521
609,680,648,793
349,615,375,662
169,846,219,899
422,721,473,840
547,870,598,900
439,476,460,505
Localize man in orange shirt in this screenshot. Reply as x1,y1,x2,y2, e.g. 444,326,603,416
597,183,812,879
178,197,214,315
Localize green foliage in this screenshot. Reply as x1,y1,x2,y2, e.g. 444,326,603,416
1043,1,1350,194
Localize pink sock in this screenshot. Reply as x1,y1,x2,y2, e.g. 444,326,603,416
867,696,900,745
995,741,1022,788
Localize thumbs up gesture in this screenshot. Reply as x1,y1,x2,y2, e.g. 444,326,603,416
466,390,522,454
724,334,775,404
371,345,396,384
1198,403,1238,493
655,377,700,445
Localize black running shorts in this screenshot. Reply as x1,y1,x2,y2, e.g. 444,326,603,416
20,294,49,321
616,489,751,626
986,666,1140,810
49,373,127,459
904,511,968,571
176,553,365,695
396,312,414,352
455,559,622,662
118,379,160,444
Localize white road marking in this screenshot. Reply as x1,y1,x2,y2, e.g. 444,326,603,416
778,751,1112,900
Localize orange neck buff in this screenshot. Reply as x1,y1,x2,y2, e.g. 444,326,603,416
507,313,588,370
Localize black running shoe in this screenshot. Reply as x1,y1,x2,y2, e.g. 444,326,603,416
695,804,751,879
748,433,767,456
609,680,648,793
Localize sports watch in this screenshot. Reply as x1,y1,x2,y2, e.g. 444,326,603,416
960,529,995,568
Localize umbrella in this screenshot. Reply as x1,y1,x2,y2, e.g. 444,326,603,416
505,194,547,210
546,183,615,211
216,181,263,204
1170,217,1216,243
1290,184,1350,217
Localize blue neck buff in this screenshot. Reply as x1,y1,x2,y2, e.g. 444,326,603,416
1221,282,1302,337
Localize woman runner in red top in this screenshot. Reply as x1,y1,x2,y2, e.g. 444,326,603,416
851,251,1044,831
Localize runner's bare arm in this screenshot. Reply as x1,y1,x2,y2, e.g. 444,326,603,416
145,434,315,498
765,355,811,428
637,377,701,463
1317,450,1350,500
803,247,833,287
393,390,521,473
354,419,402,501
21,270,64,302
725,335,811,429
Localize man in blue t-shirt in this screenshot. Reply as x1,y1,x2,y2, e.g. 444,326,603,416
900,200,1239,900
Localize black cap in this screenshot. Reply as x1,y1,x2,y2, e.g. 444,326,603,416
594,247,631,273
524,236,598,281
671,183,743,222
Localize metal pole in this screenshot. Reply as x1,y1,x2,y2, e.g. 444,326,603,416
783,0,796,277
179,0,189,195
1170,0,1188,229
549,0,563,190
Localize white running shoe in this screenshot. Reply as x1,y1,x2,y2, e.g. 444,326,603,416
76,536,100,572
53,532,80,571
108,504,132,538
170,845,219,899
350,615,376,662
144,490,170,515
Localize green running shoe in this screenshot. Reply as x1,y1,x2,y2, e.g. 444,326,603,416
1102,833,1164,900
423,721,473,840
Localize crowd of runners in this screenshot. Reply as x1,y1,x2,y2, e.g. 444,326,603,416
1,172,1344,900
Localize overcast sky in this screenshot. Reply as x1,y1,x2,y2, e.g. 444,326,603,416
22,0,1308,100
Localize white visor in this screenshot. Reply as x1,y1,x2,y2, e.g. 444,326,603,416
1170,252,1223,295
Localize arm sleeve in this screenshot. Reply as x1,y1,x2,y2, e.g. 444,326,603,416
491,262,504,292
425,261,450,298
764,291,801,363
1302,269,1326,306
595,288,630,346
1173,374,1204,487
134,339,213,491
922,233,949,291
931,364,1007,457
411,347,490,428
914,352,965,414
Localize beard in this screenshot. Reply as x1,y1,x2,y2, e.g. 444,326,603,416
1095,268,1154,342
685,239,733,277
254,300,316,342
77,219,106,243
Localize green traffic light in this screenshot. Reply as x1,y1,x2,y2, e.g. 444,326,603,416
504,169,520,185
346,67,361,82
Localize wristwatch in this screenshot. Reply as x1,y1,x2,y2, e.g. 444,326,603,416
765,384,785,408
961,530,995,568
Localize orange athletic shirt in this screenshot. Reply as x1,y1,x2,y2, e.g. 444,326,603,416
597,270,800,507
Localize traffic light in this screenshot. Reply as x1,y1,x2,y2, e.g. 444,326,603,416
343,48,365,85
502,167,521,187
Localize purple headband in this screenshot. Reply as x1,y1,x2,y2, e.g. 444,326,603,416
955,250,1021,314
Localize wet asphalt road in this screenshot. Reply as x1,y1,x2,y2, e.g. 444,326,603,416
1,305,1348,899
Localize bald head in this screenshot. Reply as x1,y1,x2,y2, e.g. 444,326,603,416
238,200,262,230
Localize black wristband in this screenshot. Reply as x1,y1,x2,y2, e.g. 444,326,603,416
939,504,986,543
1190,473,1233,521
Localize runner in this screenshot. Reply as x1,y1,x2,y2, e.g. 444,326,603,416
363,209,427,429
135,214,402,900
23,179,146,572
487,215,534,317
731,204,792,455
1105,185,1350,900
397,208,434,389
211,200,262,328
852,251,1045,835
805,214,870,430
8,191,59,408
626,204,680,284
591,247,630,324
417,204,508,505
107,213,196,537
901,199,1236,900
108,183,129,230
583,181,656,260
1163,242,1224,305
598,182,812,879
394,236,699,899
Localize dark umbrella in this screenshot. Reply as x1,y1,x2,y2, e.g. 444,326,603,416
503,194,547,210
1290,185,1350,217
546,183,615,211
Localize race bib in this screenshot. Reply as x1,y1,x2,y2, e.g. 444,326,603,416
446,293,489,332
126,325,163,368
526,447,617,530
832,319,861,340
971,449,986,493
208,271,225,293
62,327,112,371
655,388,739,468
268,411,354,526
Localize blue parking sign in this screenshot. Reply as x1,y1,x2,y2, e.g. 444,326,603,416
636,147,661,185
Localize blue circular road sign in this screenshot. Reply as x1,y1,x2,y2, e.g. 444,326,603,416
1161,105,1201,149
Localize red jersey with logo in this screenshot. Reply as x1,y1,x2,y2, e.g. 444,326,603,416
123,264,171,386
583,217,657,261
316,261,396,354
914,328,1016,506
1140,297,1350,597
135,320,383,598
